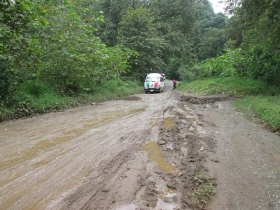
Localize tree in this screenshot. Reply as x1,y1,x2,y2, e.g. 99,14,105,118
224,0,280,85
97,0,143,46
225,13,243,48
38,1,107,94
97,45,138,80
198,28,227,60
117,6,165,79
0,0,47,101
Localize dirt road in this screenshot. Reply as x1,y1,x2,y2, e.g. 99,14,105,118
1,80,280,210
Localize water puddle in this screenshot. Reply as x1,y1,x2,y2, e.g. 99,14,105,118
142,141,177,173
163,117,175,130
155,187,177,210
155,198,177,210
114,200,177,210
114,188,177,210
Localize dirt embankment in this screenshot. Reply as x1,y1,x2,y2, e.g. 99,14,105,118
1,82,280,210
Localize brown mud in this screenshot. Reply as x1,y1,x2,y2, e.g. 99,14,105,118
0,80,279,210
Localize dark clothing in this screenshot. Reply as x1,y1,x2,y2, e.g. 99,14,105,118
173,79,177,89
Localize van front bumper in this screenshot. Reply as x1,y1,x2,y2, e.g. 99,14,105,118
144,88,160,93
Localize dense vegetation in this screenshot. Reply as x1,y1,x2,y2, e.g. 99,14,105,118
182,0,280,86
1,0,279,121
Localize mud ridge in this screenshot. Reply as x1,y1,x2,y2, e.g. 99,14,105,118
180,95,232,104
150,103,217,209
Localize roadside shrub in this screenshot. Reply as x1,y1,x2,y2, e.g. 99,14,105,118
203,50,240,77
178,63,205,81
19,80,54,98
235,42,280,86
179,49,241,81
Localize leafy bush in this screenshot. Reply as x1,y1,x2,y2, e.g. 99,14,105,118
203,50,240,77
235,42,280,86
178,63,205,81
18,80,55,98
179,49,241,81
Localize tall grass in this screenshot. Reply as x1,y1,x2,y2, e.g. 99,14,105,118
235,96,280,131
178,77,279,97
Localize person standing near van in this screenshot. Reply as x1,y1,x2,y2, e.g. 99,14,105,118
173,79,177,89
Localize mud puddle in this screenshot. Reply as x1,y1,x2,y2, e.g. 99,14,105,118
142,141,177,173
163,117,175,130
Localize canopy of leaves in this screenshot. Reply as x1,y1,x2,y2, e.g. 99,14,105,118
0,0,232,104
226,0,280,85
117,6,165,79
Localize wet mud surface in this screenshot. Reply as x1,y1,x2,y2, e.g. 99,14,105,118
1,80,280,210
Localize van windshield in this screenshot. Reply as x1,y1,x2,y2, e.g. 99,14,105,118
145,76,160,82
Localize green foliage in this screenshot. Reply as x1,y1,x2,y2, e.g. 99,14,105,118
198,28,227,60
150,0,199,34
178,77,280,97
97,0,144,46
235,96,280,131
203,51,238,77
179,49,240,81
225,14,243,48
0,79,142,122
117,6,166,79
1,0,225,101
0,0,47,100
234,41,280,86
18,80,53,98
40,2,106,95
178,63,205,81
239,0,280,46
191,172,216,208
97,45,139,80
148,0,203,79
223,0,280,86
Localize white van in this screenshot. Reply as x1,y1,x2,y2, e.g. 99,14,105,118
144,73,164,93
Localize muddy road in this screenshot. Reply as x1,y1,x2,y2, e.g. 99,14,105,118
1,80,280,210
